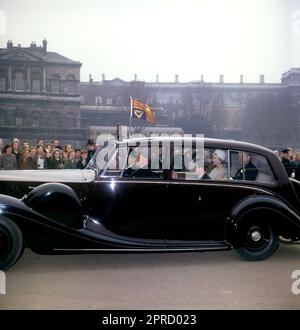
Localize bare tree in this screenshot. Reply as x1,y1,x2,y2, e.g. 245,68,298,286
178,84,226,136
240,91,298,147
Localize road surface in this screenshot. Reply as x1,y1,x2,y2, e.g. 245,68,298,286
1,244,300,309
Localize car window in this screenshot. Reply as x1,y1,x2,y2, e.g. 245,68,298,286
230,150,275,183
103,143,168,179
172,147,229,181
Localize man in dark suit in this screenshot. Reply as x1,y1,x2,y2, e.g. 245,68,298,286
234,152,258,181
123,147,162,178
281,149,295,177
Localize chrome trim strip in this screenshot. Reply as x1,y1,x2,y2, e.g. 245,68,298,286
96,179,273,195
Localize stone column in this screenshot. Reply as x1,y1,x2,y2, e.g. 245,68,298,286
26,66,31,91
42,67,46,93
75,108,81,128
8,65,12,91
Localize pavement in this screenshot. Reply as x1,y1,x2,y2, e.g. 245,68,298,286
1,244,300,309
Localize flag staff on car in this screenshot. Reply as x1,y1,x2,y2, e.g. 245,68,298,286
129,97,156,136
129,96,133,137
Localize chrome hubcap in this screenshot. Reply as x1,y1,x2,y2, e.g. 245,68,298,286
250,230,262,242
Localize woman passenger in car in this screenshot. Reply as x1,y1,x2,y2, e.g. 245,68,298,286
209,149,227,180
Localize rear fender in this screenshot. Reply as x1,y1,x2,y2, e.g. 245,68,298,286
225,195,300,246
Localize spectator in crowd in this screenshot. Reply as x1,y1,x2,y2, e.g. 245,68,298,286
19,148,34,170
0,144,17,170
44,144,53,154
294,152,300,166
65,150,77,169
36,145,46,169
293,152,300,181
77,150,88,169
19,148,28,170
36,139,44,148
63,144,72,160
11,137,19,144
86,139,96,163
287,147,295,161
46,149,64,169
26,148,38,169
11,138,20,166
22,141,30,151
0,138,3,155
51,139,61,150
75,149,82,162
281,149,295,177
44,145,52,164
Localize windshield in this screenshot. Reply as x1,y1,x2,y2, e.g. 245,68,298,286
85,141,117,176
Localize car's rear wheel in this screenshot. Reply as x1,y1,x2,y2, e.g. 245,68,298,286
0,217,24,270
235,224,279,261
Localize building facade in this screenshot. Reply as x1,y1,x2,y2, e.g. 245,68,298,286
0,40,85,146
0,40,299,149
80,72,300,148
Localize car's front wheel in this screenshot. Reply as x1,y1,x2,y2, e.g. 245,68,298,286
0,217,24,270
235,224,279,261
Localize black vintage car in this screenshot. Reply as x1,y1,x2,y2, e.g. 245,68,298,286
0,137,300,270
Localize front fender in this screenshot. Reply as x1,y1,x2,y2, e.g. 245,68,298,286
225,194,300,246
23,183,83,229
0,192,86,254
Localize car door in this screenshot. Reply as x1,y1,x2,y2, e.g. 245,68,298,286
164,146,233,242
165,181,233,241
88,178,168,241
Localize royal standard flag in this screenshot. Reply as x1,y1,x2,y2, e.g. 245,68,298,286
132,98,156,124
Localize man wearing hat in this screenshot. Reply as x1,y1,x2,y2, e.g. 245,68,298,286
281,149,295,177
86,139,96,163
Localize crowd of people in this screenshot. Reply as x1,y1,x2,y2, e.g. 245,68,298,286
1,136,300,182
0,137,97,170
275,148,300,180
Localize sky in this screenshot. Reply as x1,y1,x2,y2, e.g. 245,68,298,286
0,0,299,83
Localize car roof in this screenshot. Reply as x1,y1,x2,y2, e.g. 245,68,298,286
116,137,275,157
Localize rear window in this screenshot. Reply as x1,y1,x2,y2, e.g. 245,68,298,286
229,151,275,183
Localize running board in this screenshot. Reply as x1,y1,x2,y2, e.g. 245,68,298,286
279,237,300,245
53,245,231,253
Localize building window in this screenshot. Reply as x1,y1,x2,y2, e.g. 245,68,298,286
51,80,60,93
30,111,41,127
65,112,75,128
65,75,76,94
0,77,6,91
0,110,7,125
15,117,22,126
50,74,61,94
106,98,112,105
46,112,60,127
32,79,41,93
65,81,75,94
116,97,123,106
95,96,102,105
13,110,23,126
15,72,25,91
